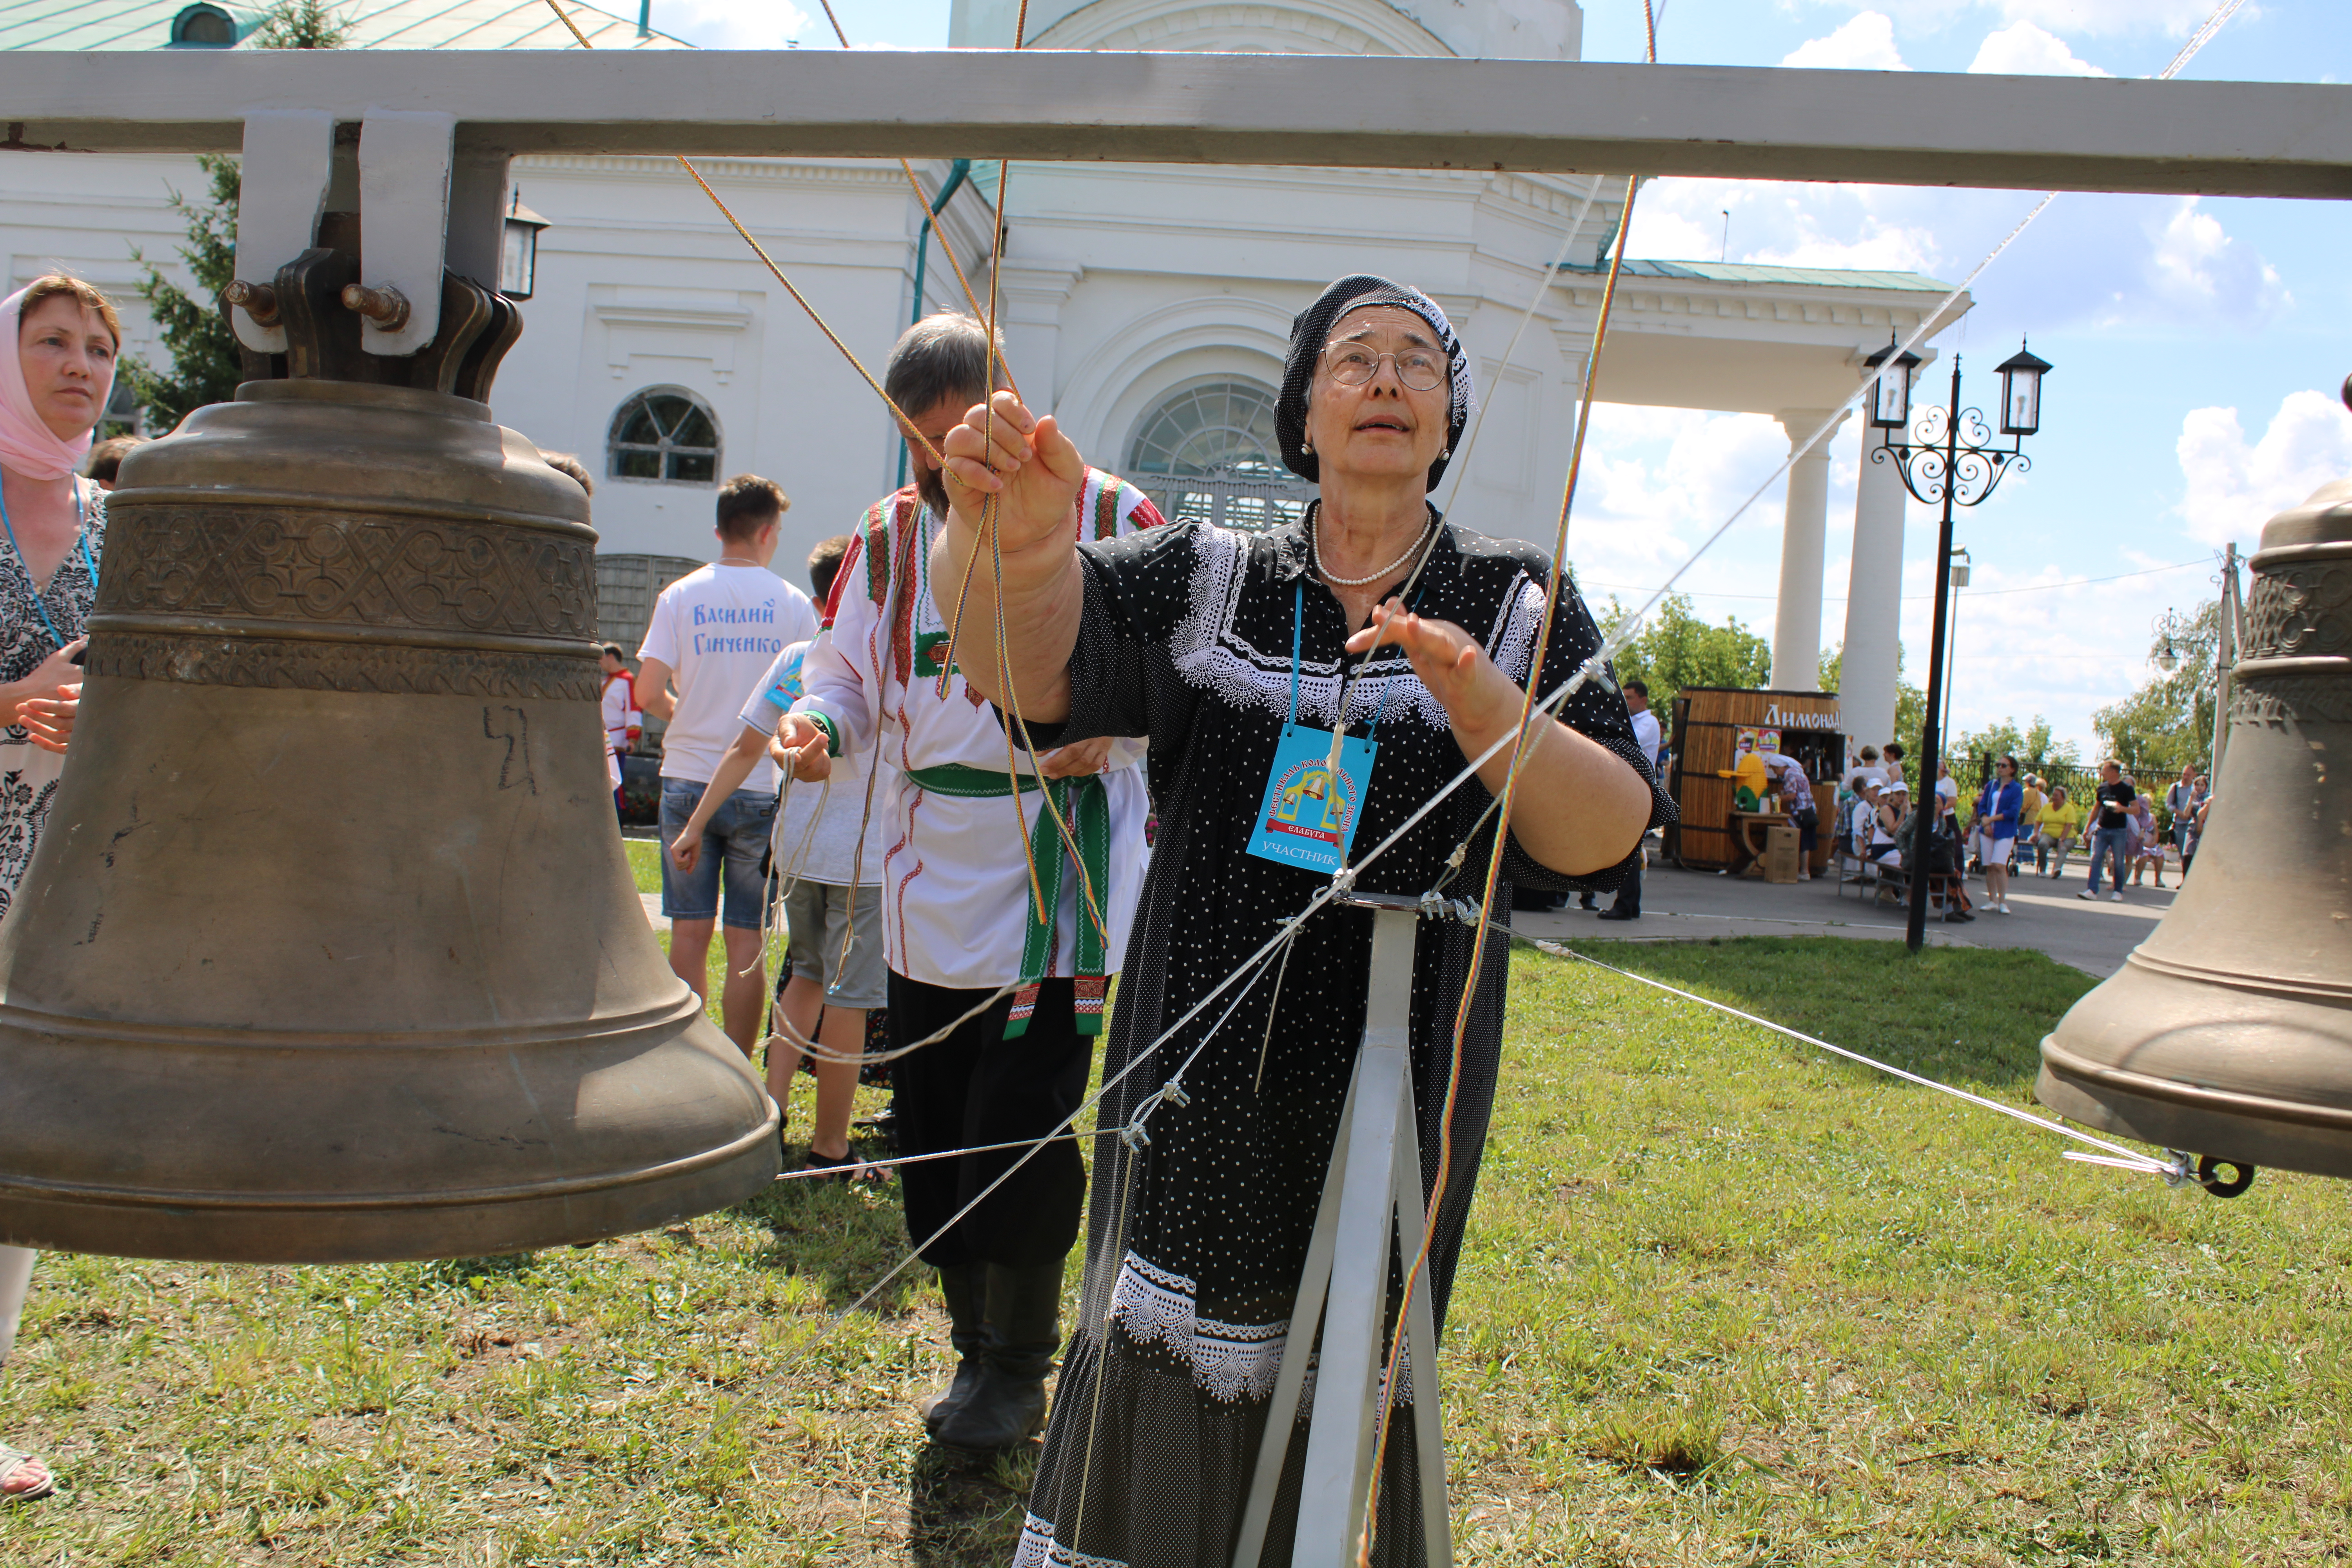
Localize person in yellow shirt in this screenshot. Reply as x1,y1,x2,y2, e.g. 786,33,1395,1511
1716,729,1769,874
1717,728,1768,810
2035,784,2083,876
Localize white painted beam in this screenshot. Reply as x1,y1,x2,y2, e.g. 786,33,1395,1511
230,111,334,354
0,53,2345,199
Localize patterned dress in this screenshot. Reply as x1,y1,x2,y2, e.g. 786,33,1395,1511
1014,514,1673,1567
0,481,103,924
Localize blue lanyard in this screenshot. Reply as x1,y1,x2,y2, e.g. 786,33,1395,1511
0,482,96,654
1284,577,1411,739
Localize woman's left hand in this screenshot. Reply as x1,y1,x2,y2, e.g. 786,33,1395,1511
17,682,79,753
1344,600,1509,732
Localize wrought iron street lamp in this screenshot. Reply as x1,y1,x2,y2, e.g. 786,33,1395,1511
2152,606,2193,674
1867,335,2051,951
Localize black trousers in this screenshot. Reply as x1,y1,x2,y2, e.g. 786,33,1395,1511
890,971,1093,1269
1609,857,1643,916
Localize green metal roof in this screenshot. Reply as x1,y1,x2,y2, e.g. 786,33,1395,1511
0,0,690,53
1562,258,1953,292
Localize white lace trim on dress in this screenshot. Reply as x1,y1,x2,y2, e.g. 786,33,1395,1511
1014,1512,1129,1568
1167,525,1561,736
1105,1250,1414,1409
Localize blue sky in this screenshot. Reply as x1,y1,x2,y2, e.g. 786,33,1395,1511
650,0,2352,756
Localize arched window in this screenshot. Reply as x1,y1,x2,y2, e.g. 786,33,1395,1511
170,4,238,45
1127,378,1311,531
609,387,720,483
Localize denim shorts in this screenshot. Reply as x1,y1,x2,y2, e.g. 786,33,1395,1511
659,779,777,929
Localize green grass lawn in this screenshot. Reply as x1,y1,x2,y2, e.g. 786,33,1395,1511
6,935,2348,1565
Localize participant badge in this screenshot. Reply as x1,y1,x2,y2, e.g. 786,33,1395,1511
1247,725,1377,875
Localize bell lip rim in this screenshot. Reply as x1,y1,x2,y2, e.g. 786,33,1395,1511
2040,1034,2352,1132
2249,537,2352,566
0,1105,782,1213
99,484,597,542
2124,945,2352,1004
234,377,493,421
0,993,716,1052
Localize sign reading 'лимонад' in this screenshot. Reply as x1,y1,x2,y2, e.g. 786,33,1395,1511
1763,703,1842,730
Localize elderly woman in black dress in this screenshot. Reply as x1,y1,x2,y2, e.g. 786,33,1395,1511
933,275,1669,1565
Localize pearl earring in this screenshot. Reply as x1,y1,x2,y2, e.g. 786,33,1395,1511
1302,439,1313,454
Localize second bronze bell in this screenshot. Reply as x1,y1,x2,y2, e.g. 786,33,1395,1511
2037,470,2352,1183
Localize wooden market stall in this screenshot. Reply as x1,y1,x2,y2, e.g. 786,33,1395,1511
1665,687,1847,874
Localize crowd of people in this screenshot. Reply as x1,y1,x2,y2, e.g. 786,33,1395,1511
1830,745,2211,920
2,270,1668,1561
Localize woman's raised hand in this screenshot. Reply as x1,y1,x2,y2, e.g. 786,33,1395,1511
1345,601,1509,733
942,391,1085,552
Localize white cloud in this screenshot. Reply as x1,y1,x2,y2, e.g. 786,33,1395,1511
1968,20,2111,75
1627,178,1944,275
656,0,813,49
1780,11,1909,71
2176,391,2352,547
2137,197,2290,325
1986,0,2220,38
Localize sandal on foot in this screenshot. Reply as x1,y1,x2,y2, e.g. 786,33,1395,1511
0,1442,55,1501
800,1148,866,1184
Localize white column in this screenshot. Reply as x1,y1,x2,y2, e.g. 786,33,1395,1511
1839,421,1908,747
1770,408,1843,691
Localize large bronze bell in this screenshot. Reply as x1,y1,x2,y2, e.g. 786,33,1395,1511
0,255,778,1263
2037,471,2352,1180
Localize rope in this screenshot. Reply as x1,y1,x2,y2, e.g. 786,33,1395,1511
1523,934,2175,1176
1359,9,1661,1545
1436,172,1607,515
811,0,1003,357
536,0,946,469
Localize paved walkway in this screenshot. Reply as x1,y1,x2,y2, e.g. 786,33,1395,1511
1514,856,2176,978
635,846,2172,977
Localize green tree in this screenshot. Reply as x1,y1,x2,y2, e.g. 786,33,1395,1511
1600,592,1771,713
251,0,355,48
1819,641,1929,762
1950,714,2080,775
123,2,349,430
126,154,243,432
2093,599,2221,777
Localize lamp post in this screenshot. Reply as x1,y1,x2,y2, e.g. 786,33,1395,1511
1944,545,1971,754
1866,335,2051,952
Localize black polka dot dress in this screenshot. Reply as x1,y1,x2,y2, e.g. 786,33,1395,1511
1012,514,1673,1568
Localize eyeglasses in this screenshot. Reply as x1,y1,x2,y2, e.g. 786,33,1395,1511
1322,342,1447,392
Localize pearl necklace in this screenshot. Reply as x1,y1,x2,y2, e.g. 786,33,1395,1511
1314,512,1435,587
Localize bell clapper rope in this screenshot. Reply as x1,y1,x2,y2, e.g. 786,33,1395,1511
1356,9,1662,1552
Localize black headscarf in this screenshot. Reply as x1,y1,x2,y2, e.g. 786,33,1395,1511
1274,274,1477,494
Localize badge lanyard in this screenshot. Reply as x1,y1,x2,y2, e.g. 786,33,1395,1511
1245,579,1414,876
0,483,96,654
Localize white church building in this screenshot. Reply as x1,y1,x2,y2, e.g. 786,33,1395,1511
0,0,1967,746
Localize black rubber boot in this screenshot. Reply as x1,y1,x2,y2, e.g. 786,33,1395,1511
917,1264,987,1436
933,1261,1062,1451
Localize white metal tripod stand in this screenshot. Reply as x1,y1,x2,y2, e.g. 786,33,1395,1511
1232,892,1451,1568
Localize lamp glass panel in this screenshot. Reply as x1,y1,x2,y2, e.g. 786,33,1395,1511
2001,365,2041,434
499,223,537,299
1871,362,1909,428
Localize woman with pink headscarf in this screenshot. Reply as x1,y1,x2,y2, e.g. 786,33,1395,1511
0,272,122,1504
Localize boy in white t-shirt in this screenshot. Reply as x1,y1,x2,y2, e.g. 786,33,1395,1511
671,535,881,1176
638,475,820,1053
